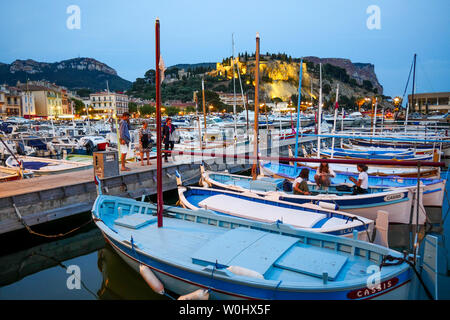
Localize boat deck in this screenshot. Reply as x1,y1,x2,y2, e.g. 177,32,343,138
99,206,397,288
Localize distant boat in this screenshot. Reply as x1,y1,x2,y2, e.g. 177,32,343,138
311,147,433,161
260,161,445,208
0,166,33,182
6,155,92,175
92,193,416,300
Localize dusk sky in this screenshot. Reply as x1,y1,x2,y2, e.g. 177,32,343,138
1,0,449,97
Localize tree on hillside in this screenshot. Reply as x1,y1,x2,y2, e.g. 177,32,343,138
71,98,85,114
76,88,92,97
362,80,373,91
165,106,179,116
144,69,156,84
128,102,138,114
141,104,156,115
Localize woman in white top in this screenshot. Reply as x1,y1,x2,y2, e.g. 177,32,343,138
314,162,336,188
349,164,369,194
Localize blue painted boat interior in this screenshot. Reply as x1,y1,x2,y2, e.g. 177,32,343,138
93,195,410,296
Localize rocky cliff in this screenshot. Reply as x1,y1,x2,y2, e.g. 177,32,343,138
0,58,130,91
303,56,383,94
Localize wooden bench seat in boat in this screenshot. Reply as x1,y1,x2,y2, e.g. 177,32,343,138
191,227,298,276
274,245,348,281
114,213,157,229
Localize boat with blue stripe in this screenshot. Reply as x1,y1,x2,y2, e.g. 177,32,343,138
92,193,416,300
199,167,422,224
315,147,433,161
261,161,446,208
176,174,374,239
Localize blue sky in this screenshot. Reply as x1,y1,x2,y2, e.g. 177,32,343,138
0,0,449,97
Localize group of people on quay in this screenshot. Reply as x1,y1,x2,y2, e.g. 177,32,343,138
118,113,178,171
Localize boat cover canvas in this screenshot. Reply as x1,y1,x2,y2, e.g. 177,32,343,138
198,194,327,228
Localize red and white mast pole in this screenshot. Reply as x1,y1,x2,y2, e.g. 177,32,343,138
155,18,163,227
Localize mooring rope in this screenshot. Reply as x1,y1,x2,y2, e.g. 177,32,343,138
380,254,434,300
12,203,93,239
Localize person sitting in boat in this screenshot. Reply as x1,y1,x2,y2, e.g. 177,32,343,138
349,164,369,194
293,168,311,195
314,162,336,189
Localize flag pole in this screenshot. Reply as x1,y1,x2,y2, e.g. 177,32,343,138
155,18,163,228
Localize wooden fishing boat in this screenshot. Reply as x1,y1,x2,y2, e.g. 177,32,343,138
5,155,92,175
314,147,433,161
0,166,33,182
177,176,374,239
199,167,423,224
92,192,416,300
298,160,438,178
341,143,434,156
260,162,445,208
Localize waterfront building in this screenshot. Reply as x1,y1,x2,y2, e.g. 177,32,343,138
409,92,450,113
16,81,63,118
1,86,22,117
90,91,129,116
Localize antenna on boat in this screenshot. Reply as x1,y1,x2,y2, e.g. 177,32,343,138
155,17,163,227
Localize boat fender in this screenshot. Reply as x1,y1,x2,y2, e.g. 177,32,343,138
139,264,165,295
177,289,210,300
226,265,264,279
318,201,339,211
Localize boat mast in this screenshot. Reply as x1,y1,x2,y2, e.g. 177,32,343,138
236,48,248,141
405,53,416,132
330,83,339,159
294,59,303,166
155,18,163,227
231,33,237,140
108,80,121,155
194,91,202,151
317,63,322,158
372,97,378,137
252,32,260,180
202,77,207,141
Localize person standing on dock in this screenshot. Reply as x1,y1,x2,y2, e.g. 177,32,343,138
162,117,177,163
139,120,153,166
119,112,131,171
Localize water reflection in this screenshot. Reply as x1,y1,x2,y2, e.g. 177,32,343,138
96,243,171,300
0,227,104,288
